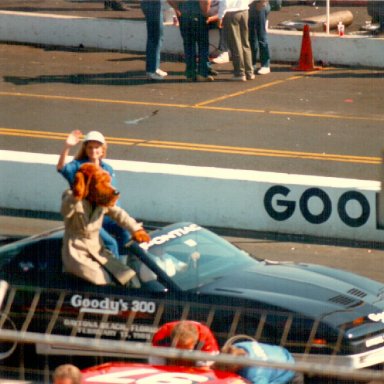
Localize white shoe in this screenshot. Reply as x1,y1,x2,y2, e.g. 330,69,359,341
257,67,271,75
156,68,168,77
147,72,164,81
212,51,230,64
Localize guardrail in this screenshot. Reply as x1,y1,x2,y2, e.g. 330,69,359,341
1,329,384,383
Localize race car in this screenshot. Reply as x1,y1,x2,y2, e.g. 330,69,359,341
0,222,384,371
81,362,248,384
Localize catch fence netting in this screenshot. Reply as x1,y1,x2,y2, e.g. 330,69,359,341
0,282,383,383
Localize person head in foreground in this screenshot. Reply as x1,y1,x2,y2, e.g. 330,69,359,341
52,364,82,384
75,130,108,163
150,320,219,366
216,341,303,384
170,321,200,350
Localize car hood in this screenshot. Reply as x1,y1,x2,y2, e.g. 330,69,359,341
198,260,384,325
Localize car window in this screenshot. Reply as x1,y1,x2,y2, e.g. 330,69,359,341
141,224,255,291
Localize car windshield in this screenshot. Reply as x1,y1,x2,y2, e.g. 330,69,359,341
139,223,256,291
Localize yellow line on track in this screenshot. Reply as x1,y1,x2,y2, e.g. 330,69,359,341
195,79,288,106
0,127,380,165
196,105,382,121
0,90,382,122
0,91,190,109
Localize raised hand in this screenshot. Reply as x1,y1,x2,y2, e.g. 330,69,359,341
66,130,82,147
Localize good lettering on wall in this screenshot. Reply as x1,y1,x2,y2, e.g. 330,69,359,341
264,186,381,229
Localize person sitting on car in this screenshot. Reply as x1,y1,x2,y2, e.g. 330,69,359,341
216,339,303,384
150,320,219,366
61,163,150,286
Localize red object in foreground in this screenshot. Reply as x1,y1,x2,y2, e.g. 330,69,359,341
292,24,321,72
82,362,248,384
152,320,220,354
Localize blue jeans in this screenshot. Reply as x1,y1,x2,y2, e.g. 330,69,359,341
102,215,131,258
179,14,209,78
141,0,164,73
218,28,229,52
248,2,270,68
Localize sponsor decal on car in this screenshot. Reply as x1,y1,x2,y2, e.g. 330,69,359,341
140,223,202,250
368,311,384,323
70,294,156,315
63,319,157,339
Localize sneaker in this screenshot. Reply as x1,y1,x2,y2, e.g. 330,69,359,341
212,51,230,64
246,74,256,80
196,74,214,82
230,75,246,82
253,64,258,71
257,67,271,75
147,72,164,81
156,68,168,77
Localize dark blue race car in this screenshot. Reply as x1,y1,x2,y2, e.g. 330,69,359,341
0,222,384,370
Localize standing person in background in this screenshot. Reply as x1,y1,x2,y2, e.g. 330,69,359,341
211,28,230,64
367,1,384,33
207,0,230,65
141,0,168,81
53,364,82,384
248,0,271,75
169,0,214,82
57,130,130,260
218,0,254,81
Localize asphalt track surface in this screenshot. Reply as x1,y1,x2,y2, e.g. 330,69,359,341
0,2,383,182
0,43,383,181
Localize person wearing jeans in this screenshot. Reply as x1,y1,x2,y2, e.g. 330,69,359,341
141,0,168,81
170,0,214,82
248,0,271,75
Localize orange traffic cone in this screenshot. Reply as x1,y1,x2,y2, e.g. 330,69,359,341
292,24,321,71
